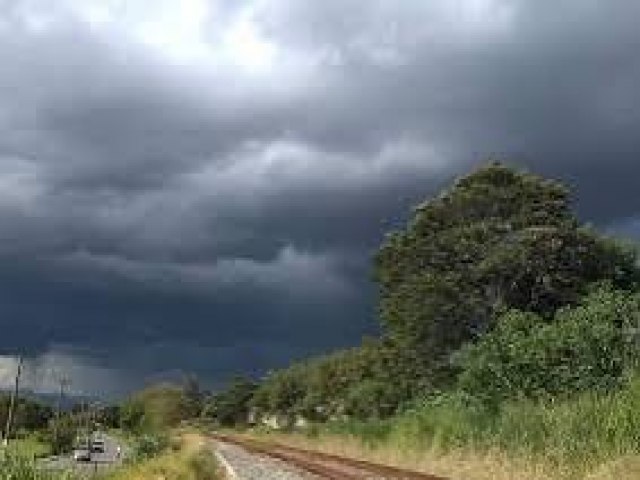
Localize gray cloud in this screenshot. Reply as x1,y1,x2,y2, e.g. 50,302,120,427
0,0,639,395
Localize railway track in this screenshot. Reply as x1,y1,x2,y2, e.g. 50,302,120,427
211,433,447,480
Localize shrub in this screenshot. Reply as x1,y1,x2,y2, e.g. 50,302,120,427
129,432,171,461
343,380,400,420
456,285,640,402
0,453,75,479
204,377,257,427
120,383,189,432
43,415,76,455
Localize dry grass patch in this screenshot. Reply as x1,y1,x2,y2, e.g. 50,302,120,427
584,456,640,480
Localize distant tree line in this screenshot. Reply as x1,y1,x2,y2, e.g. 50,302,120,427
0,392,125,454
0,395,53,433
130,164,640,429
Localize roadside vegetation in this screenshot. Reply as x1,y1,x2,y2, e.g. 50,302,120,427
0,395,71,479
251,372,640,479
0,391,122,478
1,395,54,455
0,453,76,480
106,433,220,480
203,163,640,479
0,437,75,480
111,380,220,479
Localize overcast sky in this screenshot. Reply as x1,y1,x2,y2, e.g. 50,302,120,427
0,0,639,397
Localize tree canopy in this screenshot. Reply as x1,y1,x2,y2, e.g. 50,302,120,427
375,163,639,365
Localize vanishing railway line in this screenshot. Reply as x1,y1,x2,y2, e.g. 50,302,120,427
211,433,446,480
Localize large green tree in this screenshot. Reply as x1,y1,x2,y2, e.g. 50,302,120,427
375,163,639,374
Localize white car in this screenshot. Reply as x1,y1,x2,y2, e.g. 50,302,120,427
73,449,91,462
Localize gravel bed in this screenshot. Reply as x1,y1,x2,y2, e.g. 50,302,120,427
214,441,321,480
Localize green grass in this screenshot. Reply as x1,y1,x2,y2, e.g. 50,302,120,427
0,452,74,480
5,437,52,459
0,434,75,480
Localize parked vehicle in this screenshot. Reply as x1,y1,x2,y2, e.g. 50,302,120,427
73,449,91,462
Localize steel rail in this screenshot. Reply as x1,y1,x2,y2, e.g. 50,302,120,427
211,433,447,480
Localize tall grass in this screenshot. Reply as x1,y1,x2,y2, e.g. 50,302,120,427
385,375,640,471
0,453,74,480
4,437,52,459
106,432,221,480
252,375,640,479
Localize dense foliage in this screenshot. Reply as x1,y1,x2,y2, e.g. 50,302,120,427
120,383,193,432
128,432,171,461
456,284,640,402
0,453,75,480
0,396,53,434
45,414,77,455
204,163,640,430
204,377,257,427
375,164,637,365
244,339,431,423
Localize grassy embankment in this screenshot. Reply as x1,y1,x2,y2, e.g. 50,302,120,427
248,375,640,480
106,432,222,480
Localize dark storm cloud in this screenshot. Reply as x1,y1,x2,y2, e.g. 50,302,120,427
1,0,640,395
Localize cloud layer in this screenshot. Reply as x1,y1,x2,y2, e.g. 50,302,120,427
0,0,639,396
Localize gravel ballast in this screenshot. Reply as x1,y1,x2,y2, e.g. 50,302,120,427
214,441,321,480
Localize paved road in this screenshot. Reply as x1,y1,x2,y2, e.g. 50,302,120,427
40,433,123,476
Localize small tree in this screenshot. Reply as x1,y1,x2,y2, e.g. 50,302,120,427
120,383,188,432
46,415,76,455
205,377,257,427
182,375,205,419
251,366,307,421
99,405,121,429
119,400,145,431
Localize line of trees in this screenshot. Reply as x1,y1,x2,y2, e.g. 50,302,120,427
0,395,53,434
201,163,640,427
0,394,122,454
